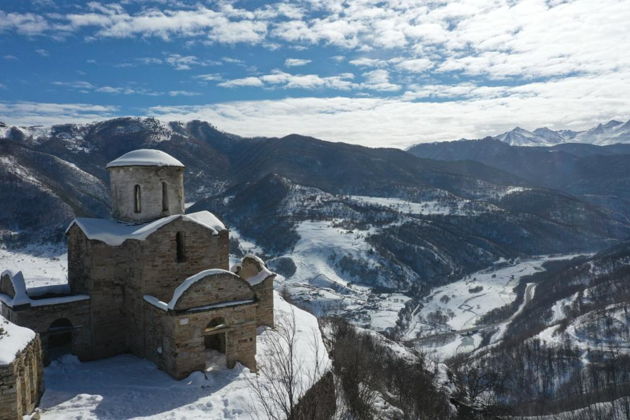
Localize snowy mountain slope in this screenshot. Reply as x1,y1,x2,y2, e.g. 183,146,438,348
493,119,630,147
37,292,330,419
0,117,534,245
195,173,629,302
273,220,411,332
408,137,630,221
449,242,630,415
0,141,109,244
496,127,557,147
399,254,584,360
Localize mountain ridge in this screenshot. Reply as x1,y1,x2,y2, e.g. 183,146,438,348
408,118,630,148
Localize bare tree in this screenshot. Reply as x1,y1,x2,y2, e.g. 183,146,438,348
248,308,330,420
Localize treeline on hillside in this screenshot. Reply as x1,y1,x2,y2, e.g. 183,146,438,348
452,334,630,418
324,318,505,419
450,246,630,417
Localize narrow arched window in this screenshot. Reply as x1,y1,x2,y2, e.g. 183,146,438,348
162,182,168,212
176,232,185,262
134,185,141,213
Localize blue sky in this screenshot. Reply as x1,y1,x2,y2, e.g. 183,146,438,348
1,0,629,147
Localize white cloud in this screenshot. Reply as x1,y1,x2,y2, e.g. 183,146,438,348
195,73,222,81
218,70,357,90
284,58,311,67
362,69,400,91
52,80,196,96
64,6,269,44
165,54,197,71
218,77,265,88
0,11,50,36
349,58,386,67
0,101,118,126
3,0,630,148
147,70,630,148
35,48,49,57
53,80,95,90
393,58,433,73
168,90,200,96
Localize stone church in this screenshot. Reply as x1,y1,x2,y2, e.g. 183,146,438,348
1,149,275,383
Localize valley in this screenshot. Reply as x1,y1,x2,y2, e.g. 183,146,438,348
2,116,630,418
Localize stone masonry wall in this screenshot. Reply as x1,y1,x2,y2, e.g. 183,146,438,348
252,277,274,328
142,304,167,371
139,219,229,302
80,237,137,360
0,335,43,420
162,304,257,379
109,166,184,224
0,274,15,299
67,218,229,361
67,224,91,295
2,300,91,361
172,272,254,311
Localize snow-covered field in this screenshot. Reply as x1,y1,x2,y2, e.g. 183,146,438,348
349,195,498,216
38,293,330,419
536,302,630,353
276,220,410,332
403,254,584,360
0,245,67,287
515,396,630,420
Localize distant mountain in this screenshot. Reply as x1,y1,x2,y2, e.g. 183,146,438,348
3,117,630,416
0,117,528,242
408,138,630,221
459,119,630,147
2,117,628,288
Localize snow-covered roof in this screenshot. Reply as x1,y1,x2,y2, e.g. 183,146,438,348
66,211,226,246
106,149,184,168
167,269,238,310
0,270,89,309
232,254,276,286
0,270,29,306
0,315,36,365
144,294,254,312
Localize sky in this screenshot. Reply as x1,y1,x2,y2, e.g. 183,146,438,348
0,0,629,148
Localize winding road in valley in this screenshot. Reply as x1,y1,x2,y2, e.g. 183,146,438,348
408,283,537,346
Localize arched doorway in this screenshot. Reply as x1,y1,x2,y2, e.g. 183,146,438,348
47,318,73,361
204,318,227,370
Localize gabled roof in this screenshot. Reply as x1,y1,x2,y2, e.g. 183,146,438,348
66,210,226,246
106,149,184,168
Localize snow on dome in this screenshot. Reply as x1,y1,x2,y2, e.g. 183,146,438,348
167,269,239,310
106,149,184,168
0,315,36,365
66,211,226,246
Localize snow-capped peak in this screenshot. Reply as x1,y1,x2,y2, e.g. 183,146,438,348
492,118,630,147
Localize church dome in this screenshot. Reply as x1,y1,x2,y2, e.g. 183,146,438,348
106,149,184,168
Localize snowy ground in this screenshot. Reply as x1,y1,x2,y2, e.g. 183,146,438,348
37,293,330,419
0,245,67,287
536,302,630,354
349,195,498,216
275,220,410,332
403,254,584,360
515,396,630,420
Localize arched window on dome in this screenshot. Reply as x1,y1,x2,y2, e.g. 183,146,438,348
134,185,141,213
162,182,168,212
